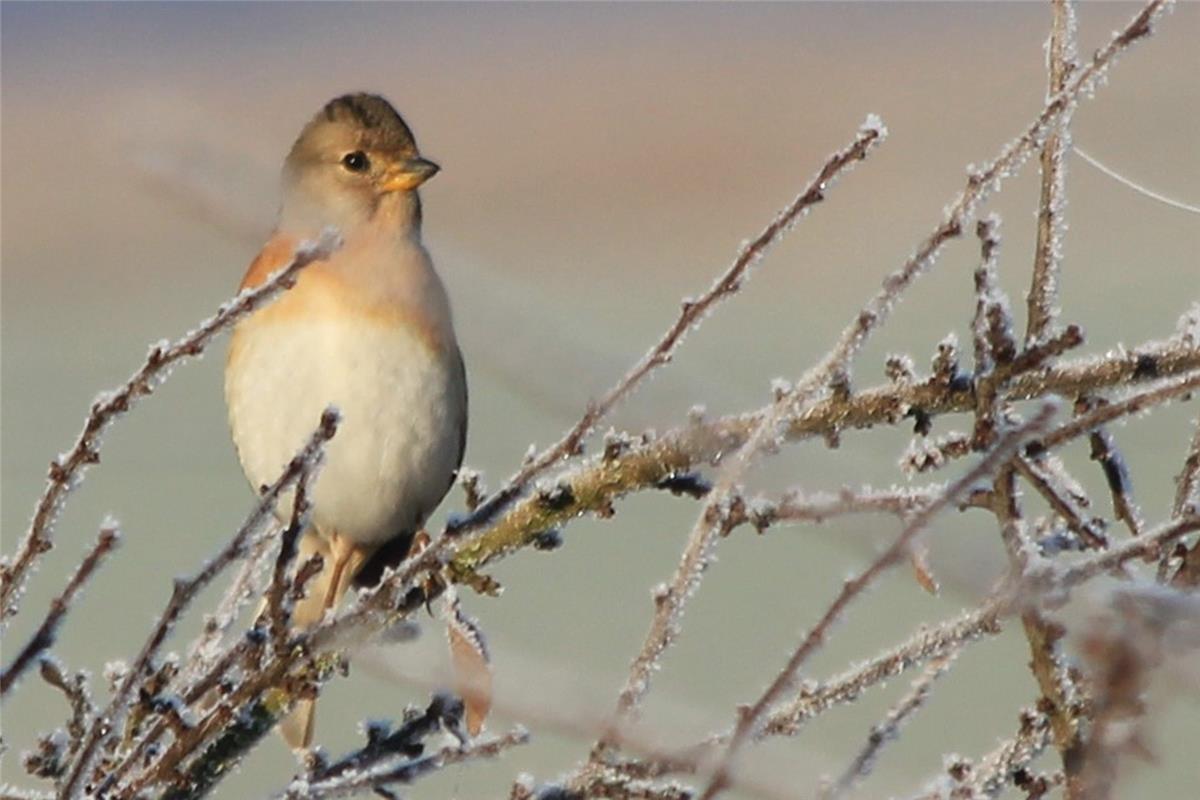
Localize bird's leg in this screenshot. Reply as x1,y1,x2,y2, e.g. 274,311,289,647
323,532,371,611
323,533,353,611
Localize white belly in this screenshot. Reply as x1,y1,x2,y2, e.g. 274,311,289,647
226,317,465,545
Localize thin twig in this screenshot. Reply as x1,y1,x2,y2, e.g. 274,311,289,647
971,215,1008,449
1030,370,1200,453
1168,416,1200,585
449,118,887,537
755,484,946,529
279,728,529,800
1087,425,1142,536
1026,0,1078,345
265,470,316,648
992,463,1086,797
59,410,340,800
1,524,120,695
697,407,1056,800
0,231,341,624
1054,513,1200,589
761,598,1008,739
1171,415,1200,519
1014,455,1108,550
827,654,957,799
970,710,1053,799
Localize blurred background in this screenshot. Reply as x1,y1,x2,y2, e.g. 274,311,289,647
3,3,1198,798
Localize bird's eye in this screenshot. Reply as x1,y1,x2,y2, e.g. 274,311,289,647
341,151,370,173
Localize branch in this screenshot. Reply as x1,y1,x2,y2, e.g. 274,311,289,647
450,117,887,536
0,230,341,624
1,524,120,695
1054,513,1200,589
1026,0,1078,345
696,407,1056,800
278,728,529,800
827,655,956,799
440,335,1198,585
761,599,1007,739
992,465,1086,797
599,0,1186,725
1030,370,1200,453
60,410,340,800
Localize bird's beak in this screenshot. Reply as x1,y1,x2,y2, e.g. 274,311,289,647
380,157,440,192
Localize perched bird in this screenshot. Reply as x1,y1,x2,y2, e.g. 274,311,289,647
225,94,467,748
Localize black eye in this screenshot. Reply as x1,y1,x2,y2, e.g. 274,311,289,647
341,151,370,172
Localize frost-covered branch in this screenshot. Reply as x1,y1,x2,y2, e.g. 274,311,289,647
1,524,120,696
453,116,887,538
694,407,1056,800
4,3,1192,800
1026,0,1078,345
59,409,339,800
0,231,341,625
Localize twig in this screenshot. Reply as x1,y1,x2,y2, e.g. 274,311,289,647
1087,425,1142,536
1026,0,1078,345
0,230,341,624
1014,455,1108,550
1029,370,1200,453
1171,415,1200,518
753,483,946,529
279,728,529,800
970,710,1053,799
971,215,1008,449
1168,416,1200,585
449,118,886,536
184,517,281,679
1054,513,1200,589
265,471,316,648
430,334,1198,589
696,407,1056,800
827,654,956,800
1,524,120,695
761,598,1007,739
38,657,96,757
59,410,340,800
992,463,1086,797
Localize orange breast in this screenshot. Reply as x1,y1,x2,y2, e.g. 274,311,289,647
232,233,446,356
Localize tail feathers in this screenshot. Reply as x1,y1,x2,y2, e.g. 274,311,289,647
279,698,317,750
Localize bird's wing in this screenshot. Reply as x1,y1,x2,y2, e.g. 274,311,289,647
238,233,301,292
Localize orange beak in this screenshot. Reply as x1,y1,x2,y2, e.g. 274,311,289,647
380,157,440,192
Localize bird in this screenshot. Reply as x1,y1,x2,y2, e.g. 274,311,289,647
224,93,467,748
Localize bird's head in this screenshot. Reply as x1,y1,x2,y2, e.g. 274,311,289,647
282,93,439,232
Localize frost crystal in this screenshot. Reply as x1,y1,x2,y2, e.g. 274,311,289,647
860,113,889,140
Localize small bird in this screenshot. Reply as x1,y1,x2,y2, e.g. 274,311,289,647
225,94,467,748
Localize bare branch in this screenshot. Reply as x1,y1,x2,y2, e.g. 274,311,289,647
696,407,1056,800
279,728,529,800
1,524,120,695
0,231,341,624
1026,0,1078,345
453,118,886,537
827,654,957,799
762,599,1007,739
1054,513,1200,589
1030,370,1200,453
59,409,340,800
